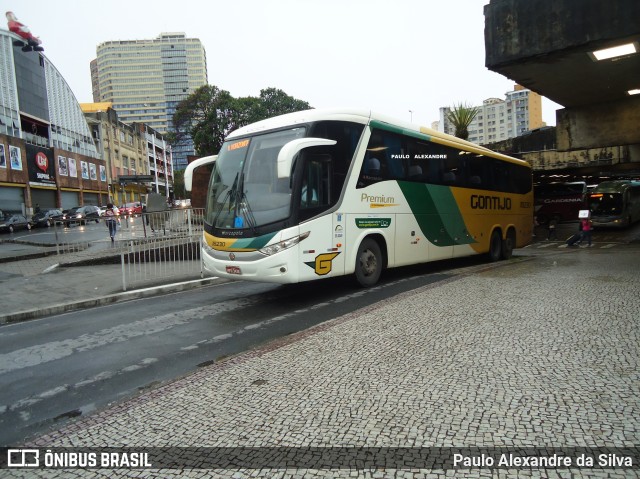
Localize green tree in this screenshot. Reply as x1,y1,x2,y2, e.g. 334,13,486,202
252,87,311,119
172,85,237,156
447,102,480,140
171,86,312,156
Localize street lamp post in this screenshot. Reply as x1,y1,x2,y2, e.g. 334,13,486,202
409,110,413,122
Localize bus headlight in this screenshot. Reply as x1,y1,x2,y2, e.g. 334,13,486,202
259,231,310,256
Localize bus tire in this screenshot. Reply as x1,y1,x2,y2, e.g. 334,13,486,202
355,238,382,287
501,229,515,260
488,230,502,262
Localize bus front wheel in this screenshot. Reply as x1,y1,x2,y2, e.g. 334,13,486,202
355,238,382,287
488,230,502,262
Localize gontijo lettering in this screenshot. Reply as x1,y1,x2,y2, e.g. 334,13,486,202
471,195,512,210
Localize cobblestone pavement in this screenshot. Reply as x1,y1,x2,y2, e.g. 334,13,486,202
5,246,640,478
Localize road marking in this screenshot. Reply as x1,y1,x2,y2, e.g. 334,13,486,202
42,263,59,274
0,298,260,375
601,244,617,249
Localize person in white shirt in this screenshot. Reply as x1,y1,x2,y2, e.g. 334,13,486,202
104,203,119,242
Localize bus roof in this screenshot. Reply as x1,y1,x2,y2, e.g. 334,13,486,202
591,180,640,193
226,108,529,168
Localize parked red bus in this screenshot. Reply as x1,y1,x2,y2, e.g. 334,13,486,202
534,181,587,224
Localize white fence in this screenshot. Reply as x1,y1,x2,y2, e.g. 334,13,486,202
118,208,205,290
22,208,208,291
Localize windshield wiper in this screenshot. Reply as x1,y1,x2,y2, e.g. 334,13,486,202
212,172,239,227
233,172,257,232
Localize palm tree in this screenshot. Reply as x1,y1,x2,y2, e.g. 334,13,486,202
447,102,480,140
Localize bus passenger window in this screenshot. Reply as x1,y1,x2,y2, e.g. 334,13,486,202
364,157,381,177
357,155,383,188
408,165,423,179
443,171,457,183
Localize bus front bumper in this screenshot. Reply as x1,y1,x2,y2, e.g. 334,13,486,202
202,245,299,284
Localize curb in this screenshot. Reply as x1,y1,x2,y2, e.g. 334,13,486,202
0,276,231,325
0,251,55,263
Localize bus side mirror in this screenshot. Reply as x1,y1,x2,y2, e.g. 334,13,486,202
277,138,336,178
184,155,217,192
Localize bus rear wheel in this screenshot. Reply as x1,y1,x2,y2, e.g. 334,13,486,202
501,229,515,260
355,238,382,287
488,230,502,262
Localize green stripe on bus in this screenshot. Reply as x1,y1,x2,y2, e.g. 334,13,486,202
232,232,277,250
369,120,431,142
398,182,475,246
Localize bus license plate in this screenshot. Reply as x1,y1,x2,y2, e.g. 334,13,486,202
226,266,242,275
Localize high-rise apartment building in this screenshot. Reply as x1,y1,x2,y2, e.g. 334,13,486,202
91,33,208,170
439,85,544,145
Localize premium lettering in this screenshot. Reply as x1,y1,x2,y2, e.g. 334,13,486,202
361,193,395,204
471,195,512,210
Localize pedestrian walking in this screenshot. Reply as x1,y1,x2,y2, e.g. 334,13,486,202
580,217,593,247
104,203,119,242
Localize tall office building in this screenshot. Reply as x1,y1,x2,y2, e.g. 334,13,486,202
91,33,208,170
439,84,544,145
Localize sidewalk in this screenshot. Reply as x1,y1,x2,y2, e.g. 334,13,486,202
7,245,640,477
0,237,223,324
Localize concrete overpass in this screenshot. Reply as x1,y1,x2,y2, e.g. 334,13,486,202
484,0,640,180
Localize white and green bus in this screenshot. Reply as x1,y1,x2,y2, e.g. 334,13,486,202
185,109,533,287
588,180,640,228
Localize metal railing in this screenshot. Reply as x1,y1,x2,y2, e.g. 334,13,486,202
118,208,205,290
16,208,207,291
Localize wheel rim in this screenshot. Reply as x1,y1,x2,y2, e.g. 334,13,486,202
359,249,378,277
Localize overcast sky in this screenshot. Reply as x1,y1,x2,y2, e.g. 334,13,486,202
3,0,561,127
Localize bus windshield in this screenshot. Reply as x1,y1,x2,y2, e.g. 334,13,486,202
205,127,306,229
589,193,623,216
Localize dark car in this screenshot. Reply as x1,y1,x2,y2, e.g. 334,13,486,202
120,202,143,216
62,205,101,227
0,212,32,233
31,208,63,228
